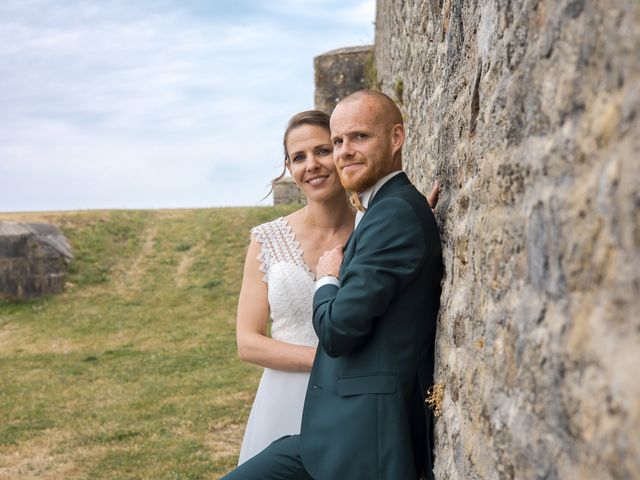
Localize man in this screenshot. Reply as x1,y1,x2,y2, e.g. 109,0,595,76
222,90,443,479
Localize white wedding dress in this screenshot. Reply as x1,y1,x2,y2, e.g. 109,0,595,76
237,217,318,465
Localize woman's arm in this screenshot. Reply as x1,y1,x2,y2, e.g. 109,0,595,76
236,239,316,372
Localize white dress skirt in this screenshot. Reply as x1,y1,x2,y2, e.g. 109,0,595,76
238,368,311,463
237,218,318,464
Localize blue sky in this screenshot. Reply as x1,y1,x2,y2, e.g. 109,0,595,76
0,0,375,212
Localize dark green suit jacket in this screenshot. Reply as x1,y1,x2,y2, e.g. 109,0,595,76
300,172,443,480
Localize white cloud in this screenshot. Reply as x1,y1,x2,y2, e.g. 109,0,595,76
263,0,375,28
0,0,375,211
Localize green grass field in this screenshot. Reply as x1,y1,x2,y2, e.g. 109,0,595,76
0,206,297,479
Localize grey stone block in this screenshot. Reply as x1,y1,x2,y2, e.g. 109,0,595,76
0,222,73,300
314,45,374,114
273,176,306,206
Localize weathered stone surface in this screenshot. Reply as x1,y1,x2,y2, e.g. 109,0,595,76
0,222,73,300
314,45,374,113
375,0,640,478
273,176,306,205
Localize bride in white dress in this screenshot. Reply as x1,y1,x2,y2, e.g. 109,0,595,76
235,110,355,464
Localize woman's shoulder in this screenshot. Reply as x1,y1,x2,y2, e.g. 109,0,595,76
250,216,287,242
248,211,306,281
250,208,305,241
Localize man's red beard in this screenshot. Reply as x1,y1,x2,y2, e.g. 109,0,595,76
338,160,389,193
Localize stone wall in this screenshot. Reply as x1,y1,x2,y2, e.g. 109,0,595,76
0,222,73,300
314,45,374,113
375,1,639,479
273,176,306,205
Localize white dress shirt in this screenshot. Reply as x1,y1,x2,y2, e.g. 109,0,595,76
315,170,404,291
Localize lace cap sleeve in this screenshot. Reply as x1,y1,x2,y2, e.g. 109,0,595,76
250,217,311,284
250,224,271,283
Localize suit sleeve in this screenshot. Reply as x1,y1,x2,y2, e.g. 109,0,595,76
312,197,425,357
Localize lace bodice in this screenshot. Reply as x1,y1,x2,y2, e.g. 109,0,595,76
251,217,318,347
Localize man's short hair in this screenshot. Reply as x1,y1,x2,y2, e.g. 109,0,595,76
337,90,403,127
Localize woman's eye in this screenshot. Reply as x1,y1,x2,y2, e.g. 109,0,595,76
317,148,331,155
292,154,304,162
356,133,368,140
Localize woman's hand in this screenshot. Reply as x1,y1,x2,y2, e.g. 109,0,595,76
427,181,440,211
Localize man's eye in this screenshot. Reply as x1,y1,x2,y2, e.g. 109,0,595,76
356,133,368,140
333,139,343,146
317,148,332,155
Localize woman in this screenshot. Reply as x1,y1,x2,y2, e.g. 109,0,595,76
235,110,439,464
235,110,354,464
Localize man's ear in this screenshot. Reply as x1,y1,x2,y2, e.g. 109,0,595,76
391,124,405,151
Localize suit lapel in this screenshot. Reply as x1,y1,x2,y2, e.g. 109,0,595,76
341,231,357,276
367,171,410,209
354,172,410,229
341,172,410,274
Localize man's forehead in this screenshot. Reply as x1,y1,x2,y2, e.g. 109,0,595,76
330,100,378,132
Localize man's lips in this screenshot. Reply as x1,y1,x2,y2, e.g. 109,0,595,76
341,163,364,174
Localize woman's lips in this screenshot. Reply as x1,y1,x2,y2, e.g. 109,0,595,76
307,176,328,186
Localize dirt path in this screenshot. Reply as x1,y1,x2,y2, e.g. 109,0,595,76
113,225,157,299
174,233,210,288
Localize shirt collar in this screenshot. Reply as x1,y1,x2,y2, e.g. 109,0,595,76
355,170,403,228
360,170,403,209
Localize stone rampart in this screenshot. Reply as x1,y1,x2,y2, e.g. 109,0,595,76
314,45,374,113
374,1,639,478
0,222,73,300
273,176,306,205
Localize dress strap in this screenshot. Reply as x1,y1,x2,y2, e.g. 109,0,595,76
250,218,310,283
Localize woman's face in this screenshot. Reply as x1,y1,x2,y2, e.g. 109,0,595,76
285,124,344,202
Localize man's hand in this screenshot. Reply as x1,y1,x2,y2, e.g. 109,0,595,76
316,245,344,279
427,181,440,211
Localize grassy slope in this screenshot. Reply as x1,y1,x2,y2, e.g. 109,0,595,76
0,206,297,480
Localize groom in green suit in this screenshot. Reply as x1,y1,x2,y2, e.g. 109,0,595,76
222,90,443,479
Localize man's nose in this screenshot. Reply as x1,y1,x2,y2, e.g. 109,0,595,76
340,139,355,158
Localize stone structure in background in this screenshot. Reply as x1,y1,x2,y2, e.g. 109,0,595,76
374,1,640,478
273,176,306,205
314,45,374,113
0,222,74,300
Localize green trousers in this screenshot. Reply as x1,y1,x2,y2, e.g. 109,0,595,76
221,435,313,480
